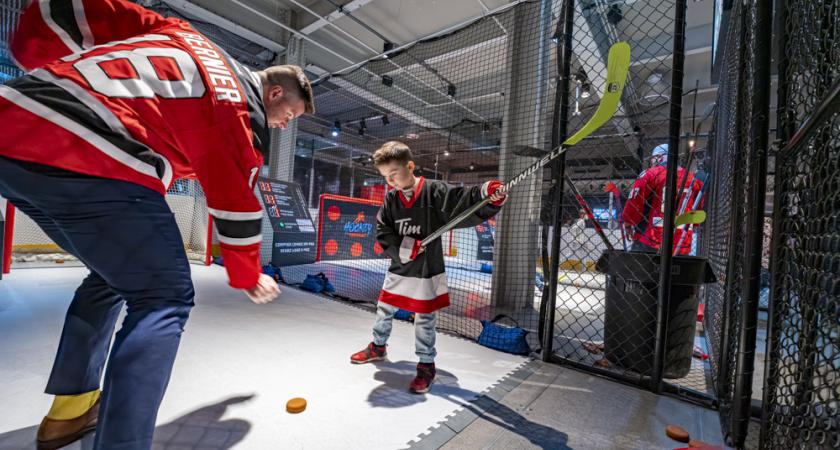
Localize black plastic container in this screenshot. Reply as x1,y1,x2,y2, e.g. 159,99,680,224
596,250,716,378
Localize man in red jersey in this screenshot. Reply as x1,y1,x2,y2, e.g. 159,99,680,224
622,144,703,254
0,1,314,448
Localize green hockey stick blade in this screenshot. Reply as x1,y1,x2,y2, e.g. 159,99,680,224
511,42,632,159
563,42,631,147
675,210,707,227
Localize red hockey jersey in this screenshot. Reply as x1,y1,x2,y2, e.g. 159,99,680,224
2,0,270,289
622,165,703,255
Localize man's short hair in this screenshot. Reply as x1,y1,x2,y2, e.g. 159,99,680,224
373,141,413,166
262,65,315,114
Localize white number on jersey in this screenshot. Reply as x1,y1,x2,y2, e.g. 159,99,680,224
74,38,205,99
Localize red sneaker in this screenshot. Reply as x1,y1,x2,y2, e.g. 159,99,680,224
409,362,436,394
350,342,387,364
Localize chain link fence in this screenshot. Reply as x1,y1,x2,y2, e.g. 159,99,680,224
536,0,722,404
276,0,561,348
701,0,773,446
761,0,840,447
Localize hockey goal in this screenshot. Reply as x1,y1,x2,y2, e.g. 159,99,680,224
1,178,213,272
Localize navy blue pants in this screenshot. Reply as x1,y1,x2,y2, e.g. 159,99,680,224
0,157,194,449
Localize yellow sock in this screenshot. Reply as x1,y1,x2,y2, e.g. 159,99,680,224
46,390,101,421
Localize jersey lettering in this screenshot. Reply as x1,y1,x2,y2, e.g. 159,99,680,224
395,218,421,236
175,32,243,103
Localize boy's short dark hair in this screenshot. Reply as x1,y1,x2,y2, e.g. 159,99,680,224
373,141,413,166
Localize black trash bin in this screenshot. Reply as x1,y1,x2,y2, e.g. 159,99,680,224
596,250,716,379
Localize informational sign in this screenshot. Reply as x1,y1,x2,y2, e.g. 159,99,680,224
474,218,496,261
317,194,384,261
257,177,317,267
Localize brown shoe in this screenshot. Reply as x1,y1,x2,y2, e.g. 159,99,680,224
37,399,99,450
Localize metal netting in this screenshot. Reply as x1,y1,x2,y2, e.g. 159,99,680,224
277,0,562,349
701,0,774,446
761,0,840,447
537,0,714,399
703,0,747,444
0,0,24,83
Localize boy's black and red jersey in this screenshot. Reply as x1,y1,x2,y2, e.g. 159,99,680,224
377,177,503,313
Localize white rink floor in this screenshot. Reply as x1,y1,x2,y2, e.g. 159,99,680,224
0,265,526,450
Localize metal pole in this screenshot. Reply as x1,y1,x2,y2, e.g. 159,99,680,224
350,149,356,197
759,1,787,445
651,0,687,393
2,202,14,274
731,0,773,445
541,0,574,361
309,143,316,209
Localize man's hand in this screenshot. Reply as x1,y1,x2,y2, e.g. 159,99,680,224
244,273,281,304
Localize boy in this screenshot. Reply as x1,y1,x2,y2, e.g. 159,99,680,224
0,0,313,448
350,141,507,393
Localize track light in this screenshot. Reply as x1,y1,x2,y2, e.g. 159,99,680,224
359,118,366,135
383,41,395,55
382,75,393,87
444,149,450,157
469,162,475,171
382,115,390,126
447,84,456,97
331,121,341,137
551,35,560,45
482,122,490,133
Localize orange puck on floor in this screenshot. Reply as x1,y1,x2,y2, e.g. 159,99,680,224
286,397,307,414
666,424,690,442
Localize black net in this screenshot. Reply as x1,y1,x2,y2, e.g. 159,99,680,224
702,1,747,445
0,0,24,83
761,0,840,448
540,0,713,397
701,0,774,446
276,0,562,350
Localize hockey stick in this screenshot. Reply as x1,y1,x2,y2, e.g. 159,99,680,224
675,210,706,227
511,144,614,250
567,181,614,251
604,182,627,251
673,183,708,255
420,41,632,248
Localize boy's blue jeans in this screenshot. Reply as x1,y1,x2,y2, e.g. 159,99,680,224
372,302,437,363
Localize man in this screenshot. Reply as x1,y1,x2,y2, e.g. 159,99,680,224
0,1,313,448
622,144,703,254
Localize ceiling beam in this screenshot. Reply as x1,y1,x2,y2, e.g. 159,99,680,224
300,0,378,35
157,0,285,52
